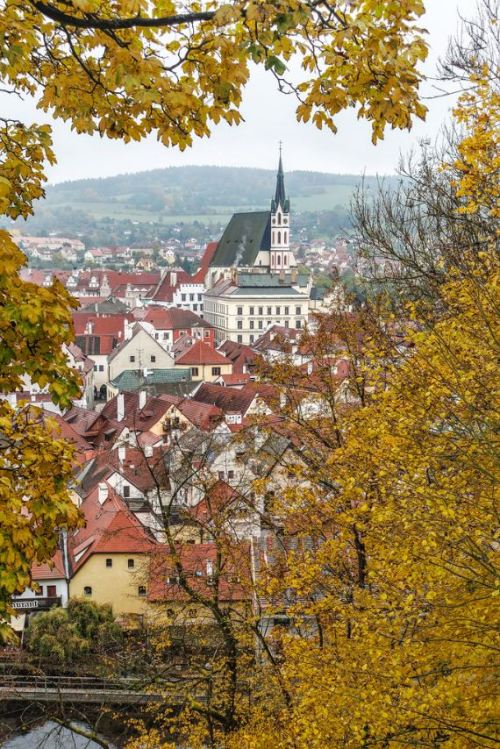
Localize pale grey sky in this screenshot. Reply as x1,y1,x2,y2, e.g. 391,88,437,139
3,0,475,183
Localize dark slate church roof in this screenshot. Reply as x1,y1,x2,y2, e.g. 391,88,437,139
210,211,271,268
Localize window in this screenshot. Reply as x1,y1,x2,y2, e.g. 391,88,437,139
106,558,113,568
218,471,224,479
267,306,272,315
237,306,243,315
128,559,135,569
249,306,254,315
35,586,44,596
237,335,243,343
250,320,254,330
228,470,234,479
295,306,301,316
123,485,130,498
278,231,281,244
84,586,92,596
138,586,147,597
193,304,197,311
284,320,289,328
284,254,288,265
258,320,263,329
181,293,186,301
212,367,221,376
277,255,281,265
47,585,57,598
198,294,202,301
129,355,135,363
189,294,194,301
167,576,178,585
204,330,210,337
155,333,159,339
99,365,104,372
296,320,302,329
250,334,255,343
258,306,263,316
276,306,281,315
191,367,199,376
151,355,156,363
284,306,289,315
163,332,168,339
237,320,243,330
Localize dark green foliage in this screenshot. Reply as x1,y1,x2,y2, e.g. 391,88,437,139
26,599,123,663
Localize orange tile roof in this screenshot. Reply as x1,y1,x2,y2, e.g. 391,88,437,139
69,484,157,573
175,341,232,366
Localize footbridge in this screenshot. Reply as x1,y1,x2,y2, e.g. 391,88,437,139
0,674,166,704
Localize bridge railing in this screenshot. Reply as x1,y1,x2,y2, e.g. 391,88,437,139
0,674,141,692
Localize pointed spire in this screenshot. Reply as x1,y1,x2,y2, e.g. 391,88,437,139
272,142,289,212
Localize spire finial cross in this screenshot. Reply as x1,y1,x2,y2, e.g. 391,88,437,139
279,140,282,156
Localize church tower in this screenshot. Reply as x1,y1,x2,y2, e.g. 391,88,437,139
270,146,295,271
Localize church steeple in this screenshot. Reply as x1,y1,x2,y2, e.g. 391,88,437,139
271,143,290,212
269,143,295,272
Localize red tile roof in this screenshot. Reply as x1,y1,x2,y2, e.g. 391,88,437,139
192,382,257,415
158,395,224,431
32,550,67,581
150,269,192,303
148,541,250,602
69,484,157,573
175,341,232,366
72,314,129,337
219,374,252,386
136,306,212,330
192,242,218,283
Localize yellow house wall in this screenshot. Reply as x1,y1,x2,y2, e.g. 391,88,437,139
70,553,150,616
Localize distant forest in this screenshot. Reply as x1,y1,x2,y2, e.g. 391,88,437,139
4,166,400,247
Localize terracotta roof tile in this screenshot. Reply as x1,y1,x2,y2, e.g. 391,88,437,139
69,484,157,573
175,341,231,366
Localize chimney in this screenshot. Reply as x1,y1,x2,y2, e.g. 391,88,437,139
144,444,153,458
85,321,94,334
171,271,177,286
117,393,125,422
231,267,237,285
307,361,313,375
139,389,147,410
98,482,108,504
118,445,126,464
206,560,213,577
291,268,298,284
124,320,133,340
279,269,285,284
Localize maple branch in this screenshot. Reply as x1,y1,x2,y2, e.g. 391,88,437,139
31,1,215,30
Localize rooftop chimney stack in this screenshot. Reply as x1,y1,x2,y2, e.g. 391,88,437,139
117,393,125,422
139,389,147,410
118,445,126,464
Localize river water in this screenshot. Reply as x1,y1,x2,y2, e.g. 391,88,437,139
2,721,116,748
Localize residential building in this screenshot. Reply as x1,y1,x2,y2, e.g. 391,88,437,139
107,325,175,382
69,483,157,619
174,340,233,382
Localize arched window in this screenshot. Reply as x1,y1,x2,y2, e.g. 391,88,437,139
277,212,281,223
284,231,287,243
272,231,275,244
283,254,288,265
271,254,275,266
278,231,281,244
277,255,281,266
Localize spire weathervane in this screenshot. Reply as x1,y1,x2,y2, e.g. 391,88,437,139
273,142,287,210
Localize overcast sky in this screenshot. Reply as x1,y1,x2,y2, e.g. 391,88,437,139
3,0,475,183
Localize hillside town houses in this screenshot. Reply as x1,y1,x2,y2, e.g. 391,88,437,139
7,156,358,634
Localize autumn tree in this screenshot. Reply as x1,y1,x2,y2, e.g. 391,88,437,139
217,27,499,749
